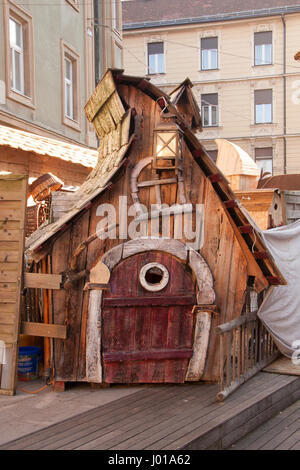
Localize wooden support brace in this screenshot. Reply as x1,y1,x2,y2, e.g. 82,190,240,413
21,321,67,339
239,224,254,234
266,276,282,285
209,173,223,183
138,79,149,91
54,381,65,393
24,273,62,290
192,305,218,315
253,251,270,260
157,97,167,109
84,283,110,291
224,200,238,209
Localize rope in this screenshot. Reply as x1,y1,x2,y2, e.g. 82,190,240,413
17,378,54,395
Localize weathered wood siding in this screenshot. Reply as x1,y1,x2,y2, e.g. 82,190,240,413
51,84,249,383
0,175,27,395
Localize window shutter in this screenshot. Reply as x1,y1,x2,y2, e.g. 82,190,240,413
254,31,272,46
201,37,218,50
255,89,272,105
148,42,164,55
201,93,218,106
255,147,273,158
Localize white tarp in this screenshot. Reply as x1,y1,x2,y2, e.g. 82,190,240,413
258,219,300,358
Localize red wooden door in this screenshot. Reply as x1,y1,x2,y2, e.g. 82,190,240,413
102,251,196,383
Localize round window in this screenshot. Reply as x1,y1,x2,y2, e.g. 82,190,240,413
139,263,169,292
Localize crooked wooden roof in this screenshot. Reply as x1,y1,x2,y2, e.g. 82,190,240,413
25,69,285,287
0,125,98,169
216,139,260,177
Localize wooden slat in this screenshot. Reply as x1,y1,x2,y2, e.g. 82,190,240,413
0,230,20,242
20,322,67,339
103,295,196,307
0,175,27,395
23,273,62,290
103,349,193,363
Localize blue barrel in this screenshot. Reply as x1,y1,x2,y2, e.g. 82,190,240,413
18,346,41,381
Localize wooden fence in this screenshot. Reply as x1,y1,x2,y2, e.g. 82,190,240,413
216,311,279,401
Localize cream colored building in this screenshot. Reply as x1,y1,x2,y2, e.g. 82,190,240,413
122,1,300,175
0,0,123,149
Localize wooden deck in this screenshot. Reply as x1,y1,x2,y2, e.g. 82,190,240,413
229,399,300,450
1,372,299,450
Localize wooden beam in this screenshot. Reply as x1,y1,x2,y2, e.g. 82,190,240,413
84,282,109,291
103,349,193,363
20,321,67,339
24,273,62,290
103,295,196,307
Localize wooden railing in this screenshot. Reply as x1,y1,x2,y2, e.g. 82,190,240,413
216,311,279,401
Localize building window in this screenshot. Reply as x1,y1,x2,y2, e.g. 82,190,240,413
9,18,24,94
4,1,35,108
255,89,272,124
201,94,219,127
64,57,74,119
148,42,164,74
61,41,80,130
254,31,272,66
255,147,273,175
201,37,218,70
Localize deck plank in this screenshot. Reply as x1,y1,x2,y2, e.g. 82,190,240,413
230,399,300,450
1,372,299,450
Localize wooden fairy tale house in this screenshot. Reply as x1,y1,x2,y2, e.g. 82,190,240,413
24,70,285,392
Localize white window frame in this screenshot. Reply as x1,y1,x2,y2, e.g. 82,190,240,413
9,17,25,95
61,40,80,131
147,43,165,75
255,103,272,124
255,43,272,66
4,1,35,109
202,104,218,127
64,57,74,120
201,48,218,70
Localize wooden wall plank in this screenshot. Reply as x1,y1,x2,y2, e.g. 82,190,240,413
0,174,27,395
20,322,67,339
23,273,62,290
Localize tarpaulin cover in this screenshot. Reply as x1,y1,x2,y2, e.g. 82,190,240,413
257,219,300,358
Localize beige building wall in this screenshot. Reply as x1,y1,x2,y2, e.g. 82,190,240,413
123,12,300,175
0,0,123,149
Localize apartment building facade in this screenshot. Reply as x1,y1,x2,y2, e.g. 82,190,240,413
122,0,300,175
0,0,123,149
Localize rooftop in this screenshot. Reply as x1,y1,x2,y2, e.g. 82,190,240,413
0,125,98,169
123,0,300,29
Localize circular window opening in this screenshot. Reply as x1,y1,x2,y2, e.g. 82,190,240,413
139,263,169,292
145,266,164,285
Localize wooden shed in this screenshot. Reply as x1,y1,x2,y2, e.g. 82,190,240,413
23,70,285,393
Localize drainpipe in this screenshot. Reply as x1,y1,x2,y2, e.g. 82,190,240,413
94,0,102,87
282,14,287,174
